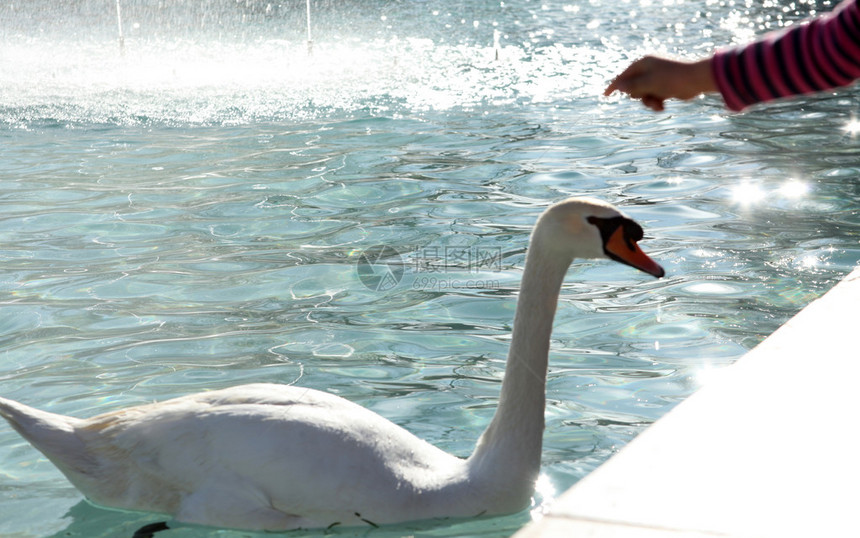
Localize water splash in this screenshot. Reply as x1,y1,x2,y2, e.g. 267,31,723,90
115,0,125,55
0,34,622,126
305,0,313,55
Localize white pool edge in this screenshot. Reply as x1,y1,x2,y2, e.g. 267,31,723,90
516,266,860,538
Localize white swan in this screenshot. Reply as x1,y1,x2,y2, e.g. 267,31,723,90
0,197,663,532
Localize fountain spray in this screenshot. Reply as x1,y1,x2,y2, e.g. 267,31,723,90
306,0,313,55
115,0,125,55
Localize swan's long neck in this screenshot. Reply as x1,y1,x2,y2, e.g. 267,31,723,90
467,227,573,497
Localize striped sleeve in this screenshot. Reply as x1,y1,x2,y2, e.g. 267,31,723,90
712,0,860,111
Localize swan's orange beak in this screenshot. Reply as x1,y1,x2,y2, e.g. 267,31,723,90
605,226,665,278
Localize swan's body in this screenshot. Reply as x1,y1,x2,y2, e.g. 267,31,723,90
0,198,663,531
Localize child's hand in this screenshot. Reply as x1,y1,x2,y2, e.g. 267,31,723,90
604,56,717,111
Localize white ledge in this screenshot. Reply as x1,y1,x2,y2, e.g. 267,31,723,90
517,266,860,538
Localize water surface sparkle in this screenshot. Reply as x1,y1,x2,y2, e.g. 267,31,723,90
1,1,858,537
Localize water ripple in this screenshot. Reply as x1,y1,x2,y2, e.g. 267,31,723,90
1,1,859,537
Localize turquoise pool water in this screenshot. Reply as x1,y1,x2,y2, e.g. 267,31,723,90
1,1,859,536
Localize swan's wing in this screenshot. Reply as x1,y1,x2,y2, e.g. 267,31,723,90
75,384,460,526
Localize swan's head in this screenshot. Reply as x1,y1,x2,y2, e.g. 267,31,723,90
534,197,665,278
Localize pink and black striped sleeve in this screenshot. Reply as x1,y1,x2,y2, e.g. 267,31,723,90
712,0,860,111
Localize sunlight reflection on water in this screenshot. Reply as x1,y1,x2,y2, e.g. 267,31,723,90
0,1,858,537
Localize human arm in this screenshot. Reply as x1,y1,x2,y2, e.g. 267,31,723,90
606,0,860,112
713,0,860,111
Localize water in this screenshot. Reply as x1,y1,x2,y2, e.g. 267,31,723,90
1,0,858,536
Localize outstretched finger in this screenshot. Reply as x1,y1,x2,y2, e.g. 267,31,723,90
604,60,644,96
